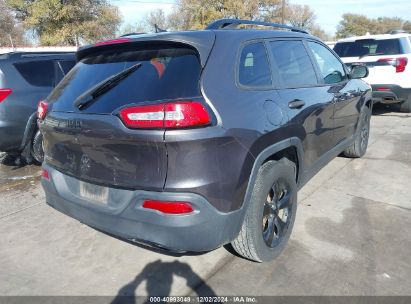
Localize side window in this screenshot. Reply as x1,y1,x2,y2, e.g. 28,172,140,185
238,42,272,88
269,40,317,88
308,41,347,84
14,61,55,87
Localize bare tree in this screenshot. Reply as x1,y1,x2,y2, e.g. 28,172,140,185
286,4,316,29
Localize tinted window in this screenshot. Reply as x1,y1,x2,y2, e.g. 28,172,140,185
14,61,55,87
334,38,402,57
269,40,317,88
49,46,201,113
238,42,271,87
308,42,347,84
55,60,76,83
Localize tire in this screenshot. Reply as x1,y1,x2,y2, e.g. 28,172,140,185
30,129,44,164
231,158,298,262
399,98,411,113
343,106,371,158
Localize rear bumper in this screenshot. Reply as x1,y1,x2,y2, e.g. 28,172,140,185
42,165,243,252
371,85,411,104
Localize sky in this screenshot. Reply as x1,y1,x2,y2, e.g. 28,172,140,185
111,0,411,34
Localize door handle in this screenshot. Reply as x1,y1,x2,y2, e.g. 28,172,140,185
288,99,305,109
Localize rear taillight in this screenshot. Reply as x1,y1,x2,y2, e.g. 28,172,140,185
378,57,408,73
142,200,194,214
41,168,49,180
37,100,49,120
119,101,211,129
0,89,12,103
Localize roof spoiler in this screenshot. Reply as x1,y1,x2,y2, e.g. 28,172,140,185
205,18,309,34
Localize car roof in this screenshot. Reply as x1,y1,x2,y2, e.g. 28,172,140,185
0,51,76,62
77,28,317,66
337,33,411,43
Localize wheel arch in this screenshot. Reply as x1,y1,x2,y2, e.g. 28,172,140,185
18,111,38,151
241,138,305,211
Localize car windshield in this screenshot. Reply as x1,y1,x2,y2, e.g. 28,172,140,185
334,38,402,58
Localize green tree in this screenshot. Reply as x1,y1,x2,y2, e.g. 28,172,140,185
336,14,411,38
167,0,285,31
6,0,121,46
0,0,26,46
375,17,405,34
336,14,374,38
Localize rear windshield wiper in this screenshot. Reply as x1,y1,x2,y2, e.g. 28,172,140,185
74,62,142,109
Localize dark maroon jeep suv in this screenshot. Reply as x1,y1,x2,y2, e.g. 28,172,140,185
39,19,372,262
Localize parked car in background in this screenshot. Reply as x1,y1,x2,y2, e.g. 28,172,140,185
334,31,411,112
39,19,372,262
0,52,76,164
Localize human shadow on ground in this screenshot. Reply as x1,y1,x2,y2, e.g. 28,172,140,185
111,260,217,304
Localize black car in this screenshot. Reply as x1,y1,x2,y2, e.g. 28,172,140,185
0,51,75,163
39,19,372,262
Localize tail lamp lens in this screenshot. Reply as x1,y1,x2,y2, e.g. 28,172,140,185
41,168,49,180
378,57,408,73
119,101,211,129
37,100,49,120
0,89,12,103
142,200,194,214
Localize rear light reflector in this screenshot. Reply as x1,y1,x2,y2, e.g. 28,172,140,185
94,38,131,46
41,169,49,180
0,89,12,103
142,200,194,214
376,88,391,91
378,57,408,73
119,101,211,129
37,100,49,120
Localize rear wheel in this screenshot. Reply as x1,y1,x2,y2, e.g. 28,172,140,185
231,158,297,262
343,106,371,158
30,129,44,164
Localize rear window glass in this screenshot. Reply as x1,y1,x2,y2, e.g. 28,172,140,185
14,61,55,87
49,45,201,113
334,39,402,58
238,42,272,88
269,40,317,88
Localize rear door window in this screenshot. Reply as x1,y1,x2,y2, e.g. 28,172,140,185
334,39,402,57
14,60,74,87
14,61,55,87
308,41,347,84
269,40,318,88
238,42,272,88
49,45,202,113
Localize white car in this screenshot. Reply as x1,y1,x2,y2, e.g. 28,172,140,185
334,31,411,112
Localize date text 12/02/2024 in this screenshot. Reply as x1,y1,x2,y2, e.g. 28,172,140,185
148,296,257,303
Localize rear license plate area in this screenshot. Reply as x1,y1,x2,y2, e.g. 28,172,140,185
79,181,109,204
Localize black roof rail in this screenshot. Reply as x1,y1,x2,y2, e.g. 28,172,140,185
205,19,309,34
0,51,75,60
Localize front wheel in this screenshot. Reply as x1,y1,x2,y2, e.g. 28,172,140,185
343,106,371,158
231,158,298,262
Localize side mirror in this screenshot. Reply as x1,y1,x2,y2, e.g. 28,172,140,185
350,64,369,79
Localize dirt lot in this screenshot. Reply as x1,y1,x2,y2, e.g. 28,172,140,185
0,105,410,298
